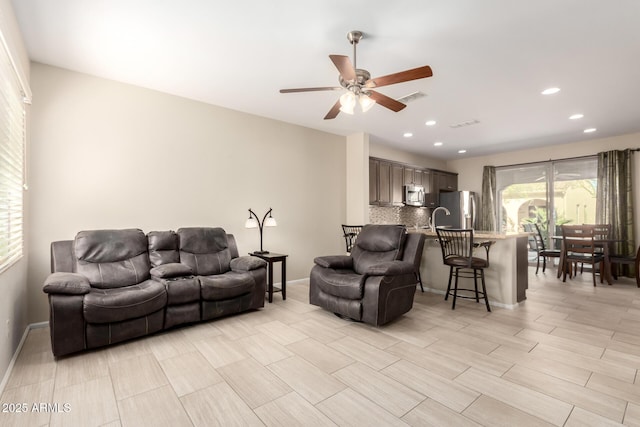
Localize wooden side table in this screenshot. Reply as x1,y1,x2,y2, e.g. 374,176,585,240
249,252,288,303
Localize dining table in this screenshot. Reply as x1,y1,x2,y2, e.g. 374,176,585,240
553,235,625,285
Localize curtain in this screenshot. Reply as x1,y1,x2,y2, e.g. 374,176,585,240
596,149,635,273
480,166,497,231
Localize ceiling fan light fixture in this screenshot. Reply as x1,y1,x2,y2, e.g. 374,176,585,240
359,94,376,112
339,91,356,114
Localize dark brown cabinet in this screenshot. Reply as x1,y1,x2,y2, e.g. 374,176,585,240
369,158,379,204
403,167,426,187
378,161,392,205
391,164,404,205
369,157,457,207
433,170,458,192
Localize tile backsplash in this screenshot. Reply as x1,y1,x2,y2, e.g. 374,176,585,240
369,206,430,228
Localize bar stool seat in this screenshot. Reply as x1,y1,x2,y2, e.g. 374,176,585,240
435,228,493,312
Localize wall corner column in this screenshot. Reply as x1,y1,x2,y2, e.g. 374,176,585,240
346,132,369,224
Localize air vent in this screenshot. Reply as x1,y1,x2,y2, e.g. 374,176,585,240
449,119,480,129
396,91,427,104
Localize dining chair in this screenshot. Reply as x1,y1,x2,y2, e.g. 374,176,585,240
574,224,611,275
522,223,561,274
609,246,640,287
435,228,493,311
561,224,605,286
341,224,363,253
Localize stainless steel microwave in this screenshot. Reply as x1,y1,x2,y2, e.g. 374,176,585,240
403,184,425,207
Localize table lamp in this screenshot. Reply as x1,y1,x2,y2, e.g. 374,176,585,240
245,208,277,254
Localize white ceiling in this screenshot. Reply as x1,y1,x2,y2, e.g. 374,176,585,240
11,0,640,160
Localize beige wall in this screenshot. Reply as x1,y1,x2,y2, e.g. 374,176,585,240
0,0,30,387
26,63,346,324
346,133,370,224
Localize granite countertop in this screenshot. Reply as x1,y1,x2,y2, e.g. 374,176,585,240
408,228,530,240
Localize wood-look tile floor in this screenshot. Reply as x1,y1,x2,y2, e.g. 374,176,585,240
3,270,640,426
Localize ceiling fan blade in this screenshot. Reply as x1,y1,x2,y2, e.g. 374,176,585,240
329,55,356,82
367,91,406,112
280,87,341,93
324,99,342,120
365,65,433,88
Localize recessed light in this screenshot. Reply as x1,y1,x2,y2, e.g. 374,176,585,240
433,141,443,147
541,87,560,95
584,128,597,133
425,120,436,126
403,132,413,138
569,114,584,120
458,149,467,154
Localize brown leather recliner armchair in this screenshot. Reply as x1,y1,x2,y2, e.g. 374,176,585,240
309,224,425,326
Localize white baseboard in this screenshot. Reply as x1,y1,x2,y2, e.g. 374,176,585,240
283,278,308,286
0,322,46,396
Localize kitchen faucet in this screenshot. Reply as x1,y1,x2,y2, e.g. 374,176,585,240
431,206,451,232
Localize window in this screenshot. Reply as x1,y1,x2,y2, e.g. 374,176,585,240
0,39,27,273
496,157,598,244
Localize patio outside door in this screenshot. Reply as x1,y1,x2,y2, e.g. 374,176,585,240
496,157,598,248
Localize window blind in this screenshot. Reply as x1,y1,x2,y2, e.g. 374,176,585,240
0,39,26,273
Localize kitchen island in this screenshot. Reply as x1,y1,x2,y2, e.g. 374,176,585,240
410,229,530,308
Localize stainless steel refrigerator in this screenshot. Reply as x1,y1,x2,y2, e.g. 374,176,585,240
437,191,480,229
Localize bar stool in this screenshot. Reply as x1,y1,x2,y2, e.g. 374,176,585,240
435,228,494,312
341,224,363,253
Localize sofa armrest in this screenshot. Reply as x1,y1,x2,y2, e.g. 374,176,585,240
150,263,193,278
363,260,416,277
43,272,91,295
230,256,266,272
314,255,353,269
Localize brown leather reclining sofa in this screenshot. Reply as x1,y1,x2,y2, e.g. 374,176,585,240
43,227,266,357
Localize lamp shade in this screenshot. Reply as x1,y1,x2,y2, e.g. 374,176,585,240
339,92,356,115
359,94,376,112
264,216,277,227
245,218,259,228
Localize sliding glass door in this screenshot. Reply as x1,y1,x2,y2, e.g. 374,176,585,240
496,157,597,246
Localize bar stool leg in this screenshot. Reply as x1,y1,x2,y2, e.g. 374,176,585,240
481,269,491,312
444,266,453,301
473,270,480,303
452,268,459,310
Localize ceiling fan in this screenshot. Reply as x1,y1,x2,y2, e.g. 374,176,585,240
279,30,433,120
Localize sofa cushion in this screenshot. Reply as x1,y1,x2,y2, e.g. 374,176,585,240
200,272,255,301
150,263,193,279
74,229,151,289
350,225,406,275
83,279,167,323
158,276,200,305
148,231,180,267
43,272,91,295
230,256,266,272
311,267,366,300
177,227,232,275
